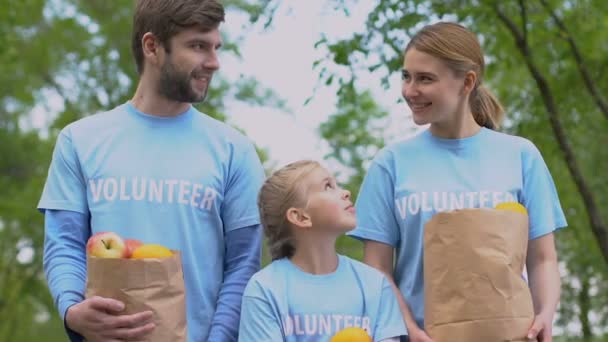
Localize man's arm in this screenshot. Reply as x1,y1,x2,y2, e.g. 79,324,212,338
44,209,89,342
44,209,155,342
208,224,262,341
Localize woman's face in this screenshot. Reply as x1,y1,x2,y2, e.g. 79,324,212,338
401,48,468,127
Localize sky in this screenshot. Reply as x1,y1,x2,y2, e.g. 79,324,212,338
15,1,600,335
19,0,419,262
23,0,420,172
220,1,420,170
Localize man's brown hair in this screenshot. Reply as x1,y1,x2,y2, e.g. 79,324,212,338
131,0,225,74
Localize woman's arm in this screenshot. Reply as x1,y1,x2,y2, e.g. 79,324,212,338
364,240,432,342
526,233,560,342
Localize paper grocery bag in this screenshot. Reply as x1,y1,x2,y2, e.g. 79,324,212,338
85,251,187,342
423,209,534,342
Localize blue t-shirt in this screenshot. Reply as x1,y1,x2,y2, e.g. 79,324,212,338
348,127,567,328
238,255,407,341
38,102,265,342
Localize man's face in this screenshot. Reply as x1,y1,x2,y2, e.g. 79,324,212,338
158,27,222,103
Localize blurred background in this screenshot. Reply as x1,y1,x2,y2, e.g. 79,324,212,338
1,0,606,340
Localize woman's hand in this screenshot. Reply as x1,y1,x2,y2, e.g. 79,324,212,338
407,325,434,342
527,312,553,342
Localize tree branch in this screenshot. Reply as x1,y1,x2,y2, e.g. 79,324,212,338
518,0,528,46
493,3,608,265
0,262,43,342
539,0,608,120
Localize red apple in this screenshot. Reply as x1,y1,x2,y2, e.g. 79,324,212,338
86,232,128,258
125,239,144,258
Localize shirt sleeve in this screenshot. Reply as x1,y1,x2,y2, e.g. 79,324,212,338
208,224,263,342
373,277,408,341
221,141,265,232
521,142,567,239
38,129,88,213
348,160,401,247
43,209,90,342
238,281,283,342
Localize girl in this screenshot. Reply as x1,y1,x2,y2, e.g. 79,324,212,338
239,160,407,341
348,22,566,342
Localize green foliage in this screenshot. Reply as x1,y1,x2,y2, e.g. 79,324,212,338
0,1,280,340
314,0,608,338
319,82,389,257
319,83,386,199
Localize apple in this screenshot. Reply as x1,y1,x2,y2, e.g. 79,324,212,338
86,232,128,258
125,239,144,258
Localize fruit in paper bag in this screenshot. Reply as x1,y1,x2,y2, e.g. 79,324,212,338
495,202,528,215
125,239,144,258
330,327,372,342
131,244,173,259
86,232,128,258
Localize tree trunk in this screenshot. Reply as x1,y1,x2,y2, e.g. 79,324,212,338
539,0,608,121
579,276,593,339
493,3,608,265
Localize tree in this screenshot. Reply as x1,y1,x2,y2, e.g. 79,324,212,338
0,1,281,340
303,0,607,338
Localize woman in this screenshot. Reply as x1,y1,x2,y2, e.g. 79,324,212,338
348,22,566,342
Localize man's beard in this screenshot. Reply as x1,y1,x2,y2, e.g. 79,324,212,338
158,59,209,103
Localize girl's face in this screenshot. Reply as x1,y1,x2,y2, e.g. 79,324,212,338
301,167,356,233
401,48,469,127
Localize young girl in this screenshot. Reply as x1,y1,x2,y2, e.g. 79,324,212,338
348,22,567,342
238,160,407,341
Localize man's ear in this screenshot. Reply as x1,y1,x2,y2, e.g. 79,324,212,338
462,70,477,95
286,207,312,229
142,32,163,66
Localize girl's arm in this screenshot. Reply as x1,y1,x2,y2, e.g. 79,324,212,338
238,292,283,341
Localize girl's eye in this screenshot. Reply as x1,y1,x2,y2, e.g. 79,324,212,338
401,71,410,81
325,182,334,190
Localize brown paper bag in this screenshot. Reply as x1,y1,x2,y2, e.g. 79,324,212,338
423,209,534,342
85,251,187,341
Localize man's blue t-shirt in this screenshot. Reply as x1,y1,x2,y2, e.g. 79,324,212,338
238,255,407,341
38,102,265,341
348,127,567,328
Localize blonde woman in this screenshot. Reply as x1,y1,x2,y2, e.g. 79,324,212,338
238,160,407,341
348,22,566,342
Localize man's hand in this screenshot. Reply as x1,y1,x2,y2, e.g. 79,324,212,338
527,313,553,342
66,296,155,342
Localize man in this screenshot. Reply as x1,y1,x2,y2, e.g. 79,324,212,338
38,1,265,341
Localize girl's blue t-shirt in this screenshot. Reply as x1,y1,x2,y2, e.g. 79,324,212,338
239,255,407,341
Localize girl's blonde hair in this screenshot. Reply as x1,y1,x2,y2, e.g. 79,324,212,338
258,160,320,260
405,22,504,129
